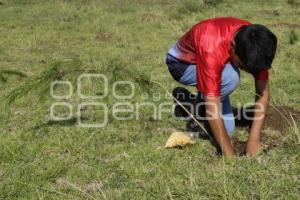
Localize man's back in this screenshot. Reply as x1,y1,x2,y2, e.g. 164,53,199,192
168,17,251,65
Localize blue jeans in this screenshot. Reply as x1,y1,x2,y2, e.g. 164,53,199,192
166,54,240,135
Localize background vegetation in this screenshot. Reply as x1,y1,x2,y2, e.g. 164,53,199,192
0,0,300,199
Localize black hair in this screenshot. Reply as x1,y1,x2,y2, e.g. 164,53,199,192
234,24,277,73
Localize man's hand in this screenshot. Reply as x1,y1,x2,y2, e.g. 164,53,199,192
246,140,262,157
204,96,235,156
246,79,269,157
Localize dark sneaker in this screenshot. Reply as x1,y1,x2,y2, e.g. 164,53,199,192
185,119,211,140
172,87,207,119
172,87,196,118
185,119,224,156
194,94,206,119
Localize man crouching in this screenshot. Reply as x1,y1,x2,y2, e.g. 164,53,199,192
166,17,277,156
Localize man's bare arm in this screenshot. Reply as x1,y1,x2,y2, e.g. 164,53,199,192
204,96,235,156
246,79,269,156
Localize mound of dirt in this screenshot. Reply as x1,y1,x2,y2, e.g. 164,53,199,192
232,105,300,155
234,105,300,134
265,106,300,133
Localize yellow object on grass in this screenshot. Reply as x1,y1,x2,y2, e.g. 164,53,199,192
165,131,196,148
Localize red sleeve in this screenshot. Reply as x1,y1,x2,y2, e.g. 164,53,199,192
253,69,269,80
196,51,223,96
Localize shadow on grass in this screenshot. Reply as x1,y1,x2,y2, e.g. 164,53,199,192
33,116,89,130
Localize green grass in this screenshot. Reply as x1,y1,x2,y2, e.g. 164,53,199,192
0,0,300,199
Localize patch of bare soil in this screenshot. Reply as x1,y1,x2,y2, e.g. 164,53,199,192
234,105,300,133
140,13,164,22
233,106,300,155
231,137,246,156
95,32,120,43
259,9,280,17
268,23,300,29
265,106,300,133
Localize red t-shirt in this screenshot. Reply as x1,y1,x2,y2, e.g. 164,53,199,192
168,17,268,96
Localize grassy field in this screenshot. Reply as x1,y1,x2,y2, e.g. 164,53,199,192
0,0,300,199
